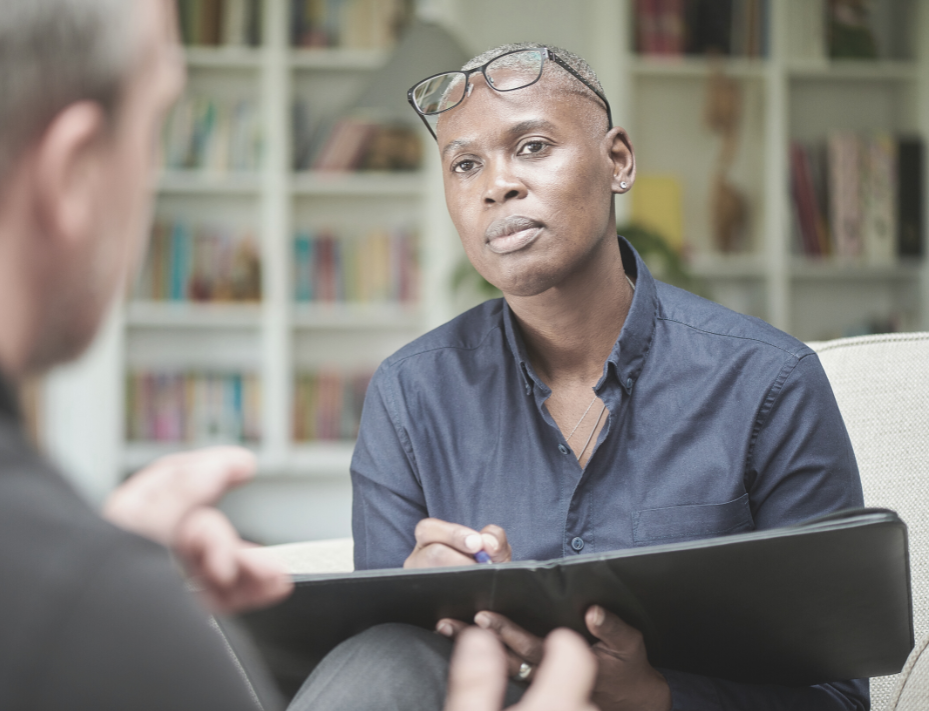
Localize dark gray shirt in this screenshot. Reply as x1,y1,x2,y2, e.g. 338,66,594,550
0,376,279,710
351,236,868,710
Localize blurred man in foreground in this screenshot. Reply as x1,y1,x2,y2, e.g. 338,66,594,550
0,1,598,709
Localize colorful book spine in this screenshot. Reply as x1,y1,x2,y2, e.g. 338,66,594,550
126,371,261,443
291,227,418,304
292,370,372,441
161,95,262,173
134,220,262,302
290,0,406,49
177,0,261,47
634,0,769,58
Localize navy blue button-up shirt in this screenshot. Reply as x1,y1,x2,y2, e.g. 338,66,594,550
351,237,867,710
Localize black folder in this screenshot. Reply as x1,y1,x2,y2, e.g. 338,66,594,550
238,509,913,696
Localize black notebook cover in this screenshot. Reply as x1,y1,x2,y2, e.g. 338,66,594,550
239,509,912,695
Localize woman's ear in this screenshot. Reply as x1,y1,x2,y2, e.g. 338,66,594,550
606,126,636,195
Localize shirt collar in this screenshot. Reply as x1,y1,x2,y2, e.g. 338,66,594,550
502,235,658,396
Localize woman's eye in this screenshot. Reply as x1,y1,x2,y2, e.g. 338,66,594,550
453,159,475,173
520,140,546,155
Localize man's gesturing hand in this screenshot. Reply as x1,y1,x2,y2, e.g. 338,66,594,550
586,605,672,711
444,627,598,711
103,446,292,614
404,518,511,568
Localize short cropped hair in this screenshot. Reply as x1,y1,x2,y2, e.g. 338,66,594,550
460,42,608,136
0,0,136,180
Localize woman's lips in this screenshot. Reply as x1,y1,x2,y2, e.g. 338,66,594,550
484,216,544,254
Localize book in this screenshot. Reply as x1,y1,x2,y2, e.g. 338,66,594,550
861,133,897,265
630,174,684,253
134,219,261,303
828,131,863,258
897,137,924,258
177,0,261,47
292,370,372,441
290,0,408,50
126,370,261,443
238,509,912,697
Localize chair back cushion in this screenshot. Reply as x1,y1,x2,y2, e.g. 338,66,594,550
811,333,929,711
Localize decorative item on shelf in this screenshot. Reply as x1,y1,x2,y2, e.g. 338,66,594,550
176,0,262,48
292,226,417,304
704,63,748,253
134,219,262,302
290,0,412,50
292,370,372,442
633,0,768,58
125,370,262,444
162,94,263,173
827,0,878,60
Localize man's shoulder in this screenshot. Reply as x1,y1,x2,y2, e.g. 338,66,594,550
654,281,811,359
380,298,507,371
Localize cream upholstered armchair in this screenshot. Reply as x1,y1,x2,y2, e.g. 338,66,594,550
260,331,929,710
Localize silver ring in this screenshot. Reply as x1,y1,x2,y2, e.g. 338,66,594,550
516,661,533,681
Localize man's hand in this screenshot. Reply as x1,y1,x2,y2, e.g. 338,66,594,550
103,446,292,614
404,518,511,568
439,606,672,711
444,627,598,711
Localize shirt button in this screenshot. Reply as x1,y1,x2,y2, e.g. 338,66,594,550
571,537,585,551
626,377,633,389
558,444,569,455
525,383,531,395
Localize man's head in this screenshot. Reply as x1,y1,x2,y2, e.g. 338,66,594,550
0,0,184,376
420,43,635,299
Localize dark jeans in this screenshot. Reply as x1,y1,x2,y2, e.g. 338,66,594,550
287,623,526,711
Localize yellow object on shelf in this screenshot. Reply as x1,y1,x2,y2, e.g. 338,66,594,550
631,174,684,253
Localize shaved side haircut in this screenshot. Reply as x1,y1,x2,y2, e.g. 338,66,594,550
0,0,137,181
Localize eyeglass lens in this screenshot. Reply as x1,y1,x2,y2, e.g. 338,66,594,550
412,49,545,116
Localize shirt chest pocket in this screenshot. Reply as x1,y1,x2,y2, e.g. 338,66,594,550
632,493,753,546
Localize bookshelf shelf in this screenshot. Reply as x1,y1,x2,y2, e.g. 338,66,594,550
291,303,421,329
785,60,918,81
688,254,768,280
289,48,388,70
287,442,355,476
788,259,924,282
156,171,263,194
290,172,422,196
184,47,264,69
126,301,263,328
631,57,768,79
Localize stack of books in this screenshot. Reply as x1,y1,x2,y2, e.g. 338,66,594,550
789,134,924,262
162,95,262,173
292,110,421,172
633,0,769,57
177,0,262,47
134,219,262,302
126,371,262,443
292,227,417,304
290,0,409,49
292,370,372,441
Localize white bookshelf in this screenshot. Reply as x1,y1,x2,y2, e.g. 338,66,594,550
43,0,929,543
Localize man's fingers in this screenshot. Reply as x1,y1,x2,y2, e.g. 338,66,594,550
475,611,544,665
103,446,256,545
436,617,470,639
585,604,643,651
404,542,478,569
518,629,598,710
444,628,508,711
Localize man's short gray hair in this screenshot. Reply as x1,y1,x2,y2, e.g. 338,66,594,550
461,42,608,136
0,0,137,180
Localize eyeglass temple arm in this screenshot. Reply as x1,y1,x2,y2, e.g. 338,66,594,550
547,53,613,130
407,92,439,141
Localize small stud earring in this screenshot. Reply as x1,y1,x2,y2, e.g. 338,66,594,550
620,181,628,189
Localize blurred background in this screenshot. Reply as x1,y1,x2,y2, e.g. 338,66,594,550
33,0,928,545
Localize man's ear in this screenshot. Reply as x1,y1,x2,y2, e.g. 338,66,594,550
32,101,109,249
606,126,636,195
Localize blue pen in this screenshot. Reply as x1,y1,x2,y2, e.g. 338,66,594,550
474,550,493,564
